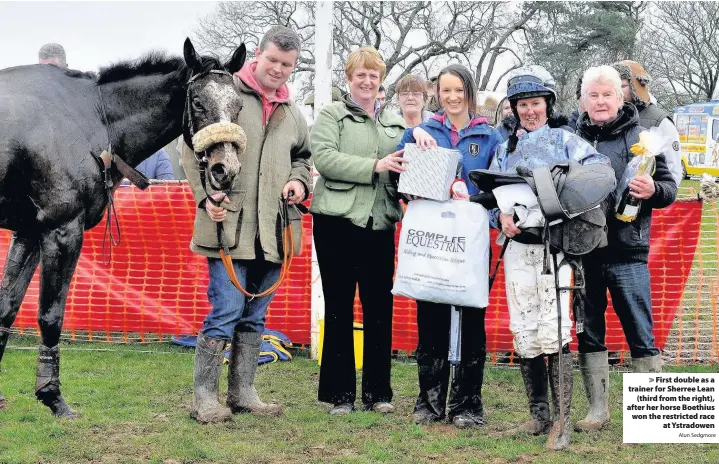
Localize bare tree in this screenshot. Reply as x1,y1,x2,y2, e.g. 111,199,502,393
523,1,645,113
193,1,533,102
637,2,719,110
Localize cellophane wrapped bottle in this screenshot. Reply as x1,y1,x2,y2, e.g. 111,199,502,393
615,128,662,222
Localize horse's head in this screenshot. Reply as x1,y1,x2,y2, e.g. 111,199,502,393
182,38,247,192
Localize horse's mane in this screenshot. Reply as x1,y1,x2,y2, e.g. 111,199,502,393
62,68,97,80
96,52,224,85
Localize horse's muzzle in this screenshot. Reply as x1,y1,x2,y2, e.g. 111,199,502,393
210,162,231,191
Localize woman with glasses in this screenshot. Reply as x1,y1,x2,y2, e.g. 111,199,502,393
395,74,434,128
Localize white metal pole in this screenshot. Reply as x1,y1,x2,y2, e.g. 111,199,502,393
310,0,334,360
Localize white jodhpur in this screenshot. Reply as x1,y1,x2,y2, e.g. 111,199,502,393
504,240,573,358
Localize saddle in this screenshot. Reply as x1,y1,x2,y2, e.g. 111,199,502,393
469,162,617,256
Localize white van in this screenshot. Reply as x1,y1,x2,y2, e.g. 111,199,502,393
674,100,719,178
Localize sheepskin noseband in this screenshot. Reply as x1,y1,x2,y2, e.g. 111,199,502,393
192,122,247,154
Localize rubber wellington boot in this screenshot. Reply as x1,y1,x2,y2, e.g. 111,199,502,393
546,345,573,451
631,354,663,373
226,331,282,416
575,351,610,432
190,332,232,424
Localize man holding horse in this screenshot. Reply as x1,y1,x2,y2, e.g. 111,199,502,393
181,25,312,424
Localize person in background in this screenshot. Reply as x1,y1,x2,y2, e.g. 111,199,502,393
567,77,584,132
38,43,67,68
573,65,677,433
310,46,407,416
397,64,502,429
376,84,387,106
476,95,500,126
136,148,174,180
612,60,683,185
425,75,441,113
495,97,515,141
395,74,434,128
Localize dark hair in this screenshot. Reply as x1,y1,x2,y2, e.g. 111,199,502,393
436,64,477,116
507,95,554,153
259,25,301,54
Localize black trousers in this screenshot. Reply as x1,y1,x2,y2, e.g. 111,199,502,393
314,214,396,406
415,301,487,419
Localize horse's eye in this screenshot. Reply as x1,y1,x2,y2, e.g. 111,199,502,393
192,99,204,112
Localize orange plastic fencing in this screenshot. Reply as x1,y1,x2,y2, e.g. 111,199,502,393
1,183,710,363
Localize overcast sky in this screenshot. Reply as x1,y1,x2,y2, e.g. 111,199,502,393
0,1,219,72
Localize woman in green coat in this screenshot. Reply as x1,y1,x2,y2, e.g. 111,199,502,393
310,47,407,415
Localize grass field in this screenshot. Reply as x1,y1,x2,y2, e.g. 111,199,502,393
1,337,718,464
1,179,718,463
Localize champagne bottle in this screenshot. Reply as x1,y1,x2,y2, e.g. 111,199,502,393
615,186,642,222
615,155,655,223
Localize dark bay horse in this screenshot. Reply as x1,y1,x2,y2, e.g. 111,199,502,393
0,39,246,417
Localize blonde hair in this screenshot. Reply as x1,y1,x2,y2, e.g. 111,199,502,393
581,65,623,104
345,47,386,81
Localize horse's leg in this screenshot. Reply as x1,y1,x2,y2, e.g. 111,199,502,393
0,231,42,410
35,217,84,418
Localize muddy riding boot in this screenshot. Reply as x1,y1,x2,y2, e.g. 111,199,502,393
226,331,282,416
631,354,663,373
0,328,9,409
509,355,551,435
448,349,487,429
413,348,450,424
35,344,77,418
575,352,610,432
546,345,573,451
190,332,232,424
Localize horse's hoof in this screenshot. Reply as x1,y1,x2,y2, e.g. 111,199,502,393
48,396,78,419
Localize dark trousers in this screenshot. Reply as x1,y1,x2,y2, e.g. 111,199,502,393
415,301,487,419
576,253,660,358
313,214,396,406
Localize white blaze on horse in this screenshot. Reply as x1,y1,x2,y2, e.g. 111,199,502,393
0,39,247,417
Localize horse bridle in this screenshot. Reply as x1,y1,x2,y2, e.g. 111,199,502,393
184,69,300,300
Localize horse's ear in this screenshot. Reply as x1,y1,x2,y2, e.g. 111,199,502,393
183,38,203,74
226,43,246,75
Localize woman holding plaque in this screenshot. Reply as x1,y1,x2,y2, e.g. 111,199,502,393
310,47,407,416
396,64,502,428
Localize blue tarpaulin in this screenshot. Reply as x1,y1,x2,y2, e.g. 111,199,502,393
172,329,293,365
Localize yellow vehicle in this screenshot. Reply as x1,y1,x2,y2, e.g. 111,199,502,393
674,100,719,178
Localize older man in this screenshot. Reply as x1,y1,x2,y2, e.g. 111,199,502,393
38,43,67,68
612,60,682,185
181,25,312,423
573,65,677,432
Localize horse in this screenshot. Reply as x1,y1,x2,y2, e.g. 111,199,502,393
0,38,247,417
